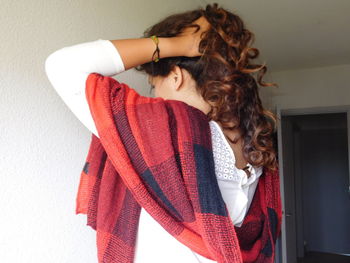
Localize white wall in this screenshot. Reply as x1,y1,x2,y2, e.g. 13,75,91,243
0,1,203,262
260,63,350,111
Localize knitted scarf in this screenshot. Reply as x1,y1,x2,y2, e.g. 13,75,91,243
75,73,282,263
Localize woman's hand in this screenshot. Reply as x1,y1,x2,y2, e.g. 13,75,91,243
175,16,211,57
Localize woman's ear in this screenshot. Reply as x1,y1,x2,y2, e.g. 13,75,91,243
172,65,184,91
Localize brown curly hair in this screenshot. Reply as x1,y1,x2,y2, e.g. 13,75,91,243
136,3,278,170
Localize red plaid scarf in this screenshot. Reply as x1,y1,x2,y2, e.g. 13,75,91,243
75,73,282,263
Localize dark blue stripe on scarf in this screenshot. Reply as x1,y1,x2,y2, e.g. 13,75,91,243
141,169,183,221
194,144,227,216
112,90,182,221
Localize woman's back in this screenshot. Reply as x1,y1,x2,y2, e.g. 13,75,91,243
134,119,262,263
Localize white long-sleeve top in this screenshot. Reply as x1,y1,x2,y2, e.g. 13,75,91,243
44,39,263,263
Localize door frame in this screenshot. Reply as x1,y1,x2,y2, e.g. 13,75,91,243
275,104,350,263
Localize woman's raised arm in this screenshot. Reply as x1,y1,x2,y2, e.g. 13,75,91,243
45,39,126,137
44,37,188,137
44,16,210,137
110,16,210,69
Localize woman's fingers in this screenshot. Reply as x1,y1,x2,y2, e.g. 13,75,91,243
175,16,211,57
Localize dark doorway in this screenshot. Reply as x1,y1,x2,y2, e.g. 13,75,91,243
281,112,350,263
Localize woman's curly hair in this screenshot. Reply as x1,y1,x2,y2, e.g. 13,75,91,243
136,3,278,170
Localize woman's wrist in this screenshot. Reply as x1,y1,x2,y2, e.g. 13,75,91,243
110,36,190,71
158,37,188,58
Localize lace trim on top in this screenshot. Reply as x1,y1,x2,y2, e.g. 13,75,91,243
209,120,263,187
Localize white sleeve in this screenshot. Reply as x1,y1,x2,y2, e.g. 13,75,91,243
44,39,125,138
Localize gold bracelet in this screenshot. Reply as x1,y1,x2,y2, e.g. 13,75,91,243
150,35,160,62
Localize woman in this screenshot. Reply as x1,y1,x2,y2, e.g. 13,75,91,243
45,3,281,263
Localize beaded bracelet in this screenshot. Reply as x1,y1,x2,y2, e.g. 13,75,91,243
150,35,160,62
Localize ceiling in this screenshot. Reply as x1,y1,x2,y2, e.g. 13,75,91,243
196,0,350,72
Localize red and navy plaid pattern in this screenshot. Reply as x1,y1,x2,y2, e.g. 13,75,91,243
75,73,282,263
